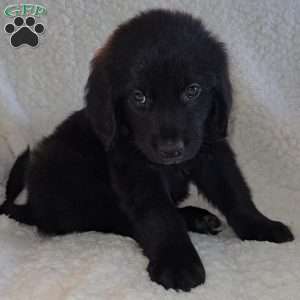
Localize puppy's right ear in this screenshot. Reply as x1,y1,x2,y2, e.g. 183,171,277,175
85,49,117,151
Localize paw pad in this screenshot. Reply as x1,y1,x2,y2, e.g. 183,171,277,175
4,16,45,48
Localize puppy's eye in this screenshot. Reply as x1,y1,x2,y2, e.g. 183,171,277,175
183,83,202,102
132,90,147,106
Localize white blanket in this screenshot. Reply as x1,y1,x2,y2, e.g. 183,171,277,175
0,1,299,299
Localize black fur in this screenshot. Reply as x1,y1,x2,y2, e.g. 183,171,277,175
1,9,293,292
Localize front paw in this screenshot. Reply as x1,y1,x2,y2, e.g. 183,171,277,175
230,213,294,243
147,246,205,291
180,206,222,235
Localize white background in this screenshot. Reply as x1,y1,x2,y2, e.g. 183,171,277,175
0,1,299,299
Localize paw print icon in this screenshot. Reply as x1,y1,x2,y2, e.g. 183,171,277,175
4,16,45,48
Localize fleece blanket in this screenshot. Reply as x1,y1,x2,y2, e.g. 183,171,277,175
0,0,299,299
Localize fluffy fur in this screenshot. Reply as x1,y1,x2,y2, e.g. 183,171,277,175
0,9,294,292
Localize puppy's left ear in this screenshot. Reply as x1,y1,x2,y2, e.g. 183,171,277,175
85,49,117,151
209,65,233,141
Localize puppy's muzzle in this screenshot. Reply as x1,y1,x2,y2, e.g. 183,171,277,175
157,139,184,160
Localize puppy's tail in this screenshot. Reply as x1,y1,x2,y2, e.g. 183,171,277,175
0,147,34,225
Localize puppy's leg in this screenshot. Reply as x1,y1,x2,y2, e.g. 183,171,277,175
25,140,133,236
191,141,294,243
109,157,205,291
178,206,222,234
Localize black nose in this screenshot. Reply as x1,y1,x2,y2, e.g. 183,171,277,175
158,140,184,159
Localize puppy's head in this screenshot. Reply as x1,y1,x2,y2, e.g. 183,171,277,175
86,9,232,165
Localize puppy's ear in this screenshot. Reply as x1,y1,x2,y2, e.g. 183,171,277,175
209,66,233,141
85,49,117,151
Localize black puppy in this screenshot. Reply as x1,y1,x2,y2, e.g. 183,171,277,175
1,9,293,292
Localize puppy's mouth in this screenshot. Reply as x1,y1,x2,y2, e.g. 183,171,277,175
137,141,201,165
148,152,196,165
159,157,185,165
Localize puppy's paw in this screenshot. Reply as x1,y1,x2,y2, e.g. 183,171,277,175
147,246,205,291
231,214,294,243
180,206,222,235
264,221,294,243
